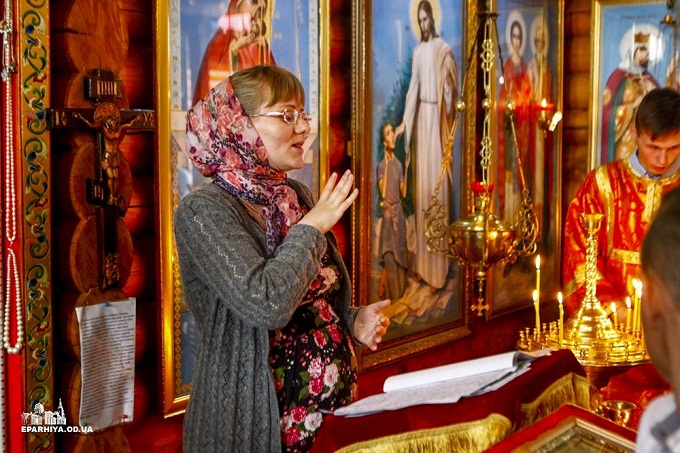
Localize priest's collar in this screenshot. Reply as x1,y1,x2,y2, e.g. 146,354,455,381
630,151,680,180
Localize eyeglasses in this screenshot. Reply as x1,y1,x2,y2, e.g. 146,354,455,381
250,108,312,125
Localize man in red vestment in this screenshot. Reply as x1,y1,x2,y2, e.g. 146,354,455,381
563,88,680,317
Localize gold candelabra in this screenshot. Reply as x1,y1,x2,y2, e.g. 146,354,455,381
518,213,648,368
424,4,549,316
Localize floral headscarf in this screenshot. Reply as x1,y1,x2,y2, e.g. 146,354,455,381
185,78,304,255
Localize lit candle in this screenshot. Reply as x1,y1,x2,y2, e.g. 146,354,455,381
632,278,642,333
535,254,541,301
636,279,644,339
558,291,564,342
611,302,618,330
625,297,632,333
636,281,642,318
533,289,540,332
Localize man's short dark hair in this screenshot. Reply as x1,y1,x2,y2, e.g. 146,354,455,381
635,88,680,140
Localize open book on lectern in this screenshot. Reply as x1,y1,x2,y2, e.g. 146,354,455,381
333,349,551,417
382,348,551,392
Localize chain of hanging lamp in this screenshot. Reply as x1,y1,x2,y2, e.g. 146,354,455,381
425,2,539,266
423,3,539,314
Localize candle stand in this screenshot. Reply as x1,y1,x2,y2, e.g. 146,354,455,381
517,213,648,384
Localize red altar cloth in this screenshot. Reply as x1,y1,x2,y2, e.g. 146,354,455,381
312,349,590,452
598,363,671,431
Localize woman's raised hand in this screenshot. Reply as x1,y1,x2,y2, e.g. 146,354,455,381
298,170,358,234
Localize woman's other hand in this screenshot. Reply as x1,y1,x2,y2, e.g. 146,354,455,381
354,300,391,351
298,170,358,234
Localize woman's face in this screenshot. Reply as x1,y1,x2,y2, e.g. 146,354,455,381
250,97,311,172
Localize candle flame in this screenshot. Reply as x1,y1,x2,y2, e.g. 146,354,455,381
557,291,563,305
633,278,643,298
632,278,642,290
533,289,538,302
626,296,632,309
540,98,547,108
611,302,617,314
535,254,541,270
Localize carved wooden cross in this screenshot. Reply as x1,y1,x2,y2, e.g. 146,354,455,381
47,68,155,290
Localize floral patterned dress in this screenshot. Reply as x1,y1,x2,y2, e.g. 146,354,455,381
269,249,358,452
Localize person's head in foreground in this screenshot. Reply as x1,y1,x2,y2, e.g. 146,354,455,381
641,187,680,382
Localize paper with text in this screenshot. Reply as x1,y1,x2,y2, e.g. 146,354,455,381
76,298,136,431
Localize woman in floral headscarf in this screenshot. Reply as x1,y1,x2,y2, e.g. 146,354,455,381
175,65,390,453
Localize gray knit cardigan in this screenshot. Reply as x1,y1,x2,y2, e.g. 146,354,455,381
174,180,358,452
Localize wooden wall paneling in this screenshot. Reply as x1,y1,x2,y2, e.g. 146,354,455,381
49,0,143,449
54,291,85,362
328,0,353,262
119,47,153,108
123,237,156,300
564,36,590,74
58,360,133,452
51,73,97,109
562,0,592,207
51,137,96,219
49,0,129,75
119,0,152,44
121,134,154,173
116,0,157,448
123,204,155,239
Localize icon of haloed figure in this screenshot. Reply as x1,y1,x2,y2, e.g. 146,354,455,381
601,24,661,164
192,0,276,105
527,15,553,239
498,10,532,221
394,0,458,293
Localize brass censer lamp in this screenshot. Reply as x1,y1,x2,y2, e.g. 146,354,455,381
518,213,648,373
424,4,541,316
446,182,519,315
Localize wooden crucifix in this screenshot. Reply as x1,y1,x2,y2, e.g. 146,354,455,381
47,68,155,290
